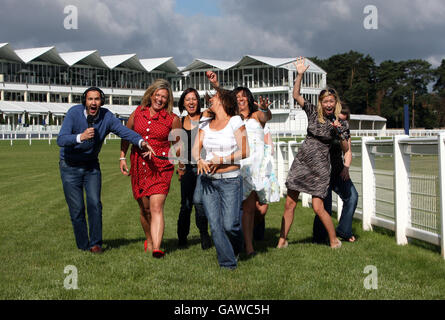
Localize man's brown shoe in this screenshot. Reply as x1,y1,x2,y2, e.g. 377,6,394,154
89,245,103,254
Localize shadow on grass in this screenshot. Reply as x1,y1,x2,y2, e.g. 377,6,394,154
163,237,206,254
238,226,330,260
103,236,210,254
371,225,441,254
104,237,146,250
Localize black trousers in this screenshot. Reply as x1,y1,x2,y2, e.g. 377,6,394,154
177,165,209,240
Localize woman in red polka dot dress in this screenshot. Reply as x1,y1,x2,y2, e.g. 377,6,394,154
120,79,181,258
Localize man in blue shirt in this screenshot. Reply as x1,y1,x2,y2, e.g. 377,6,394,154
58,87,152,253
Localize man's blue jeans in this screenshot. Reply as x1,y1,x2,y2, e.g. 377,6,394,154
60,160,102,250
313,176,358,242
201,174,244,269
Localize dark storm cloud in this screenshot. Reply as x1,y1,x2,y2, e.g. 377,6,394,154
220,0,445,65
0,0,443,66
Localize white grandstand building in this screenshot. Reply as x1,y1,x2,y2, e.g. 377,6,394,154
0,42,385,136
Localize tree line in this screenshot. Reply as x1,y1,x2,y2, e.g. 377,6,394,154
310,51,445,129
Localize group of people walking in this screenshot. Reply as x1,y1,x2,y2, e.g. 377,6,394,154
58,57,357,269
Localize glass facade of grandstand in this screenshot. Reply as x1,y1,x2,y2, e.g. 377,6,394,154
0,61,165,90
0,43,326,129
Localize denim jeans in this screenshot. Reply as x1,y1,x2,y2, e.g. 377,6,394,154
177,166,209,240
201,174,244,269
60,159,102,250
313,176,358,242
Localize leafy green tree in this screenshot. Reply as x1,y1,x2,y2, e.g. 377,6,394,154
431,59,445,127
433,59,445,93
309,52,438,128
400,60,434,128
311,51,376,115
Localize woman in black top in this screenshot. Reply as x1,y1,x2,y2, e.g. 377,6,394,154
176,88,211,249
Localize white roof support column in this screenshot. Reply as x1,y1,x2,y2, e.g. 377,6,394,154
288,69,294,109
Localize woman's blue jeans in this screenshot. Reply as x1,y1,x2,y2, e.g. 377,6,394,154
201,174,244,269
60,160,102,250
313,176,358,242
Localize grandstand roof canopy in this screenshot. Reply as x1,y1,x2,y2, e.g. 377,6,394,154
1,42,327,75
59,50,108,68
282,57,327,74
232,55,296,68
179,55,326,74
0,101,70,116
14,46,67,65
0,43,23,62
181,58,239,72
101,53,146,71
139,57,179,73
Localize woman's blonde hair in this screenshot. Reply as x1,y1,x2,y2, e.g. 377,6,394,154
141,79,174,113
317,87,342,123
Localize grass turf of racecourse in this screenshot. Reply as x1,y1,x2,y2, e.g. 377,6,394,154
1,139,445,300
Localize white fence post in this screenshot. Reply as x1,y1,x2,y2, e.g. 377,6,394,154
394,135,410,245
276,142,287,198
361,137,375,231
438,133,445,259
287,141,295,169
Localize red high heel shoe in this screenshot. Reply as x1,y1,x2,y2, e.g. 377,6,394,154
144,240,148,252
152,250,165,258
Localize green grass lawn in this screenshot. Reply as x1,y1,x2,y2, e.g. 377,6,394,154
1,139,445,300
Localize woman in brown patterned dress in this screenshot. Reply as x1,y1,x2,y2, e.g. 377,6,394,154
276,57,349,249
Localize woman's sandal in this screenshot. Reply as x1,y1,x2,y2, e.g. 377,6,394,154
276,240,289,249
331,239,342,249
340,235,356,243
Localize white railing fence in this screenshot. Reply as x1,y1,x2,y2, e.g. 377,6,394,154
1,126,120,145
267,128,445,138
273,134,445,259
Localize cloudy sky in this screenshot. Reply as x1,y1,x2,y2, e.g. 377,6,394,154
0,0,444,67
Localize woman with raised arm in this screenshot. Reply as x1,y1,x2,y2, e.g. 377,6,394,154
277,57,349,249
193,82,249,270
313,106,358,244
119,79,181,258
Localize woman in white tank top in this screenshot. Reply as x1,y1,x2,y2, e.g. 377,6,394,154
206,71,276,257
192,83,249,269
